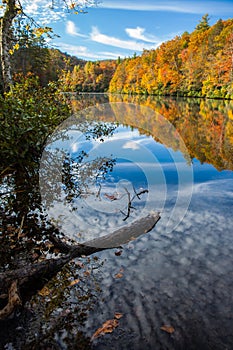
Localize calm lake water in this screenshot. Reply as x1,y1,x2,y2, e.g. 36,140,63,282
1,94,233,349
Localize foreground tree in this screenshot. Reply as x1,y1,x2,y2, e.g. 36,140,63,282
0,0,97,92
0,0,18,91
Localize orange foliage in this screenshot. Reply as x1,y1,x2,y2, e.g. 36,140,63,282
109,18,233,99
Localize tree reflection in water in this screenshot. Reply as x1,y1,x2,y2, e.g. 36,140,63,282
1,94,233,349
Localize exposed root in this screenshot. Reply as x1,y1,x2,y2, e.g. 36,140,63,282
0,280,21,320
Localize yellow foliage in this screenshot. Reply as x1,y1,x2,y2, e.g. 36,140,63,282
13,43,19,51
228,110,233,120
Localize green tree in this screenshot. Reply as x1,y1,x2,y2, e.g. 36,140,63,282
11,21,50,85
195,14,210,32
0,0,97,92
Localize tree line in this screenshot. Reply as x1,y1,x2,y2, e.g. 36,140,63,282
2,12,233,99
59,16,233,99
109,16,233,99
1,41,117,93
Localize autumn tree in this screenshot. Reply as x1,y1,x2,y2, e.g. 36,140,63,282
67,60,117,93
109,17,233,99
0,0,97,92
11,21,51,85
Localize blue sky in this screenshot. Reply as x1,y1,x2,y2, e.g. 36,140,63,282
27,0,233,60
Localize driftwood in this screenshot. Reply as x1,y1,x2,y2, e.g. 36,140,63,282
0,212,160,320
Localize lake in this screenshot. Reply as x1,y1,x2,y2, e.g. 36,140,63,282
1,94,233,349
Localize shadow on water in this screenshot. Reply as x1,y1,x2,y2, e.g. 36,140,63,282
1,94,233,349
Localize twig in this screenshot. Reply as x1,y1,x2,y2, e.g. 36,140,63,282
17,215,25,239
121,187,149,221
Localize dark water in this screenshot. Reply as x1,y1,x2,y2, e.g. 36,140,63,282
1,95,233,349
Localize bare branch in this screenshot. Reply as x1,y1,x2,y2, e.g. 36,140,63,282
120,187,149,221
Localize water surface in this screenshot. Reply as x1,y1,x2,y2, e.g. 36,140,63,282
1,94,233,349
69,95,233,349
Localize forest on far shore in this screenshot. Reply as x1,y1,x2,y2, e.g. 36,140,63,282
62,15,233,99
4,15,233,99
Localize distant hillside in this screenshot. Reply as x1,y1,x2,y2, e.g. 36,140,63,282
13,44,117,92
11,16,233,99
109,16,233,99
13,47,86,86
46,49,86,82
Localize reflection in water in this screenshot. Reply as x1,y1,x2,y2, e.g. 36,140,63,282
40,102,193,243
71,94,233,170
1,94,233,349
70,95,233,350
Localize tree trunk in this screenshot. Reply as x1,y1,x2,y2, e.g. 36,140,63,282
0,0,18,92
0,212,160,320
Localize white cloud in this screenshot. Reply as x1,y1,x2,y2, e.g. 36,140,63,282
100,0,233,15
123,141,140,150
66,21,88,38
19,0,96,24
56,43,101,59
99,51,128,59
23,2,39,13
125,27,159,43
90,26,159,51
56,42,127,60
193,179,233,198
19,0,67,24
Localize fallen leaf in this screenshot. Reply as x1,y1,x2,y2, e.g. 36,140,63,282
160,325,175,334
104,193,118,201
69,279,80,286
91,319,119,341
114,312,123,320
115,250,122,256
114,267,124,279
75,261,84,268
84,270,90,277
38,286,50,296
44,241,54,249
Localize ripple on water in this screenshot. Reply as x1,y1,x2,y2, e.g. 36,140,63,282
84,205,233,349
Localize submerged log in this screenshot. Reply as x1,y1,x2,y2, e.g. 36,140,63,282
0,212,160,320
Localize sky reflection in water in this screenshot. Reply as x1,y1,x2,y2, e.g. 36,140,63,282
59,97,233,349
